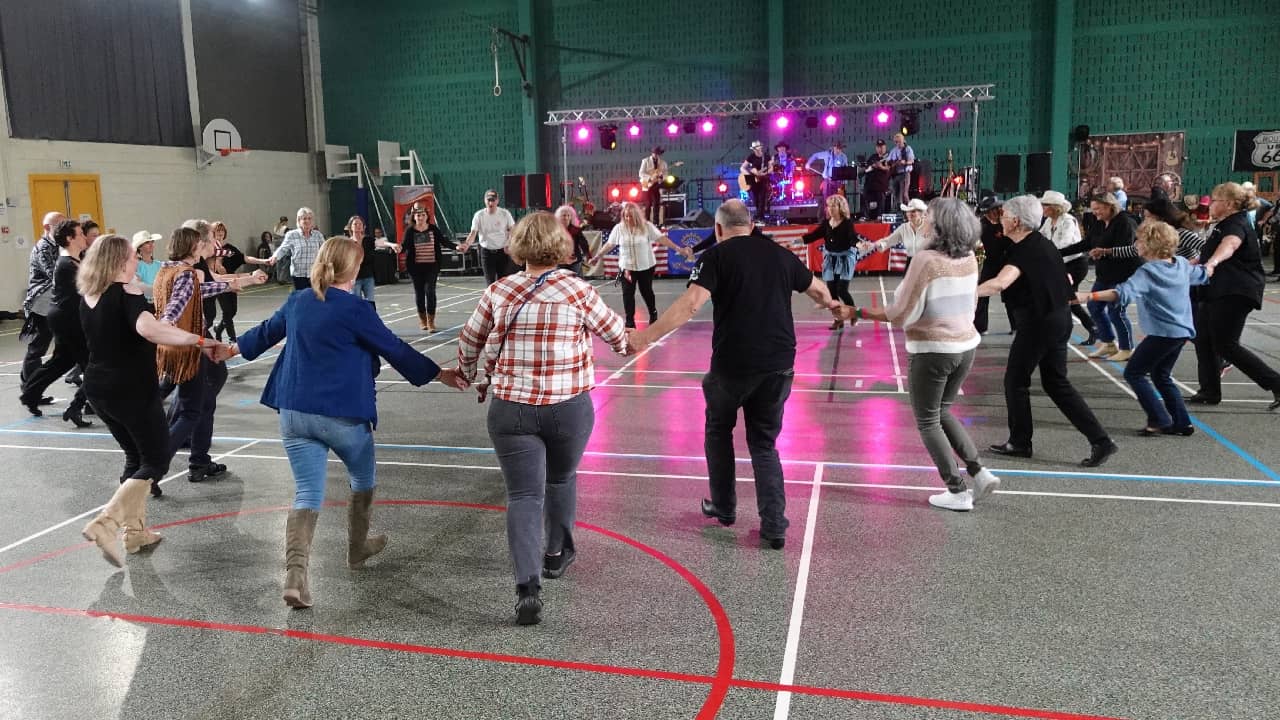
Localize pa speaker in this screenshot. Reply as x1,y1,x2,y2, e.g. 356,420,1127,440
678,208,714,228
1025,153,1051,193
993,154,1021,194
525,173,551,209
502,174,526,209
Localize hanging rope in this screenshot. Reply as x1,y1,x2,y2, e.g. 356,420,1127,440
491,29,502,97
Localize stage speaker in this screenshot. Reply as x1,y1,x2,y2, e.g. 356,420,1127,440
1025,153,1051,193
677,208,714,228
785,206,820,224
502,174,526,209
525,173,551,209
660,197,686,223
993,154,1021,194
589,211,616,231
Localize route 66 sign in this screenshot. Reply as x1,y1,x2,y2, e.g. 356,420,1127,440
1233,129,1280,171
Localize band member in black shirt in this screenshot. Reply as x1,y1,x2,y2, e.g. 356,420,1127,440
740,141,773,220
862,140,891,219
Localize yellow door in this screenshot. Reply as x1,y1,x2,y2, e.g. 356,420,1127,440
27,173,104,237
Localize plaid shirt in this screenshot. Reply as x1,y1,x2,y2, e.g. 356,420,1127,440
458,270,628,405
157,261,231,326
272,228,325,277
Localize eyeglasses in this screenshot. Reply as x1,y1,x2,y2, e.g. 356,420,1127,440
486,197,498,202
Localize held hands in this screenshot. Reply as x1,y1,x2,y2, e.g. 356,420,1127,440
201,341,238,363
678,247,695,261
829,303,859,323
625,328,649,355
1088,247,1110,260
1072,291,1090,305
436,367,471,391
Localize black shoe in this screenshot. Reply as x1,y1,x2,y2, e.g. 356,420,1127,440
150,479,163,498
1081,440,1118,468
1078,329,1098,346
1186,393,1221,405
1162,425,1195,437
988,442,1032,458
64,372,82,386
1137,427,1163,437
700,499,735,526
213,322,224,342
763,535,785,550
188,462,227,482
648,311,658,324
19,398,42,417
83,403,95,416
62,408,92,428
542,548,576,579
38,396,54,406
1269,391,1280,412
515,585,542,626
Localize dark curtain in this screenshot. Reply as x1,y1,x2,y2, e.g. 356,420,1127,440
0,0,194,146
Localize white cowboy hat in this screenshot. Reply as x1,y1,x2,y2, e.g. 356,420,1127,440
900,198,928,213
131,230,162,251
1039,190,1072,209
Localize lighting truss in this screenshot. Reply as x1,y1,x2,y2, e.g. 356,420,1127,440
545,84,995,125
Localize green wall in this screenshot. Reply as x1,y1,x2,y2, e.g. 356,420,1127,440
319,0,1279,232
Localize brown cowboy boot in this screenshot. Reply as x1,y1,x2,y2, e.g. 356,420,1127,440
418,312,429,330
81,478,152,568
426,314,437,333
347,490,388,568
283,509,319,609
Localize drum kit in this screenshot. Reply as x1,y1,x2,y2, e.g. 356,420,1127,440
768,158,822,204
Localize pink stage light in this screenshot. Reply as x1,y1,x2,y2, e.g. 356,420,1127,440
774,115,791,130
873,109,892,127
666,121,680,135
700,119,715,134
717,181,728,194
823,113,838,128
795,180,805,192
575,125,591,142
627,123,641,137
940,105,958,121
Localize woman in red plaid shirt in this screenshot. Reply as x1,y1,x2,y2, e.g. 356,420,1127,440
457,212,629,626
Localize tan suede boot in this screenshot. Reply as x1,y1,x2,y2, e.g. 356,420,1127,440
122,495,163,555
283,509,319,609
426,314,437,333
81,478,152,568
347,490,388,568
418,312,429,330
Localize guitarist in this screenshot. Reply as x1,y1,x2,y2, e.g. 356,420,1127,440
740,140,774,220
639,146,668,225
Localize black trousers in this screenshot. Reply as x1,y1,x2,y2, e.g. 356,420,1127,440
973,262,1016,334
1004,308,1109,448
748,182,770,219
19,313,53,385
644,185,663,225
85,377,170,482
1193,295,1280,398
203,293,239,338
409,264,441,315
620,266,657,327
1064,256,1095,333
291,276,310,291
20,312,88,413
702,368,794,538
481,248,513,285
825,279,854,306
166,357,227,468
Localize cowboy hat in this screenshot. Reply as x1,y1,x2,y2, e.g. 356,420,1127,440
900,198,928,213
131,230,161,251
1039,190,1072,209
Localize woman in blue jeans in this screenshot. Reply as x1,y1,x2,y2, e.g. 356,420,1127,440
1078,221,1207,435
230,237,469,608
1084,192,1140,361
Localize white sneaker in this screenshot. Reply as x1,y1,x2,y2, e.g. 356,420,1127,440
928,489,974,512
971,469,1001,502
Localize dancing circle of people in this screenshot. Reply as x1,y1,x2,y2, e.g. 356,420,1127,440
20,180,1278,626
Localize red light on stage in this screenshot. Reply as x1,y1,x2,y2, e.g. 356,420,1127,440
951,175,964,186
795,180,805,192
666,121,680,136
823,113,838,128
873,109,892,127
575,125,590,142
627,122,641,137
609,186,621,200
940,105,958,121
700,119,714,134
717,181,728,194
774,115,791,130
627,185,640,199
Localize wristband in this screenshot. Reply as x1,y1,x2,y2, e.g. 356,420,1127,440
196,335,206,348
855,307,864,320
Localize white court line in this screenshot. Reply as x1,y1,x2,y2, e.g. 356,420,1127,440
595,383,907,395
1067,343,1137,398
596,324,685,387
599,369,905,379
773,462,823,720
876,276,905,393
0,439,261,556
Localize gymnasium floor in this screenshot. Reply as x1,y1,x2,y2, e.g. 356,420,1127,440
1,272,1278,720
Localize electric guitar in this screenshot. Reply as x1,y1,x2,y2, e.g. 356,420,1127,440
640,161,684,191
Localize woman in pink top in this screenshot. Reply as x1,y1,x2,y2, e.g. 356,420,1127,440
835,197,1001,512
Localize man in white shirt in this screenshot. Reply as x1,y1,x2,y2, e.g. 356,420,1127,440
638,147,668,225
460,189,517,284
805,140,849,204
886,133,916,208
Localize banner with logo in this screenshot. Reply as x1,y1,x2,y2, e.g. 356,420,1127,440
1232,130,1280,171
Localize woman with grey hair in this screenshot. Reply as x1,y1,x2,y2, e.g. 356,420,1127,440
834,198,1000,511
977,195,1117,467
555,205,591,276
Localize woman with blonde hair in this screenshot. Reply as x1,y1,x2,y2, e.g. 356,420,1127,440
458,212,629,625
587,201,692,328
225,237,470,608
1079,221,1209,435
554,205,591,276
78,235,223,567
803,193,867,329
1188,182,1280,410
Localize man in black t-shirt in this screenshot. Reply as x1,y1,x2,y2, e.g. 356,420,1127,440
740,141,772,221
862,140,891,219
628,200,838,548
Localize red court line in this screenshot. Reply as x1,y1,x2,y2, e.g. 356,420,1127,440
0,602,1124,720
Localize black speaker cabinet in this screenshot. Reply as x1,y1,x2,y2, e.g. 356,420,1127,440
525,173,551,209
1025,152,1051,193
502,174,526,209
660,197,686,223
678,208,714,228
993,154,1021,194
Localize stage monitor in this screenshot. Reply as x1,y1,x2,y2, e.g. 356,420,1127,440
994,154,1021,194
832,166,857,181
502,174,526,209
525,173,551,209
1025,153,1051,193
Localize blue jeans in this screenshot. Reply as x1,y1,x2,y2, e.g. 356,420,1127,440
1087,280,1133,349
1124,335,1191,430
353,276,376,302
280,409,376,510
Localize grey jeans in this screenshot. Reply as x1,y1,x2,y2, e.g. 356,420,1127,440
907,350,982,492
487,392,594,588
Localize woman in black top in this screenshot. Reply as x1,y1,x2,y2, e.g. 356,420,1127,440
972,197,1018,334
400,206,455,332
206,221,247,342
1083,193,1140,361
976,195,1116,468
1189,182,1280,410
18,219,92,426
555,205,592,276
346,215,401,305
803,194,866,329
78,234,222,567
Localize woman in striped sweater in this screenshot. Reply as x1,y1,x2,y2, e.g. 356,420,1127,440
834,198,1001,512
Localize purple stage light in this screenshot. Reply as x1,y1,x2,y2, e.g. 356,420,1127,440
775,115,791,130
700,119,715,134
941,105,958,121
823,113,838,128
873,109,892,127
575,125,591,142
666,121,680,136
627,123,641,137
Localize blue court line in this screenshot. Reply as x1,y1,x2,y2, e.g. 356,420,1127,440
2,427,1276,488
1070,332,1280,484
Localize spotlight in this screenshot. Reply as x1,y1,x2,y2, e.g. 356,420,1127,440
575,125,591,142
662,174,685,191
951,174,964,186
609,186,622,200
795,180,805,192
873,109,892,127
774,115,791,130
746,116,761,129
599,124,618,150
940,105,958,121
666,121,680,136
627,185,640,199
717,181,729,195
683,120,697,134
627,122,641,138
804,115,819,129
823,112,839,128
901,109,920,137
700,119,715,134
